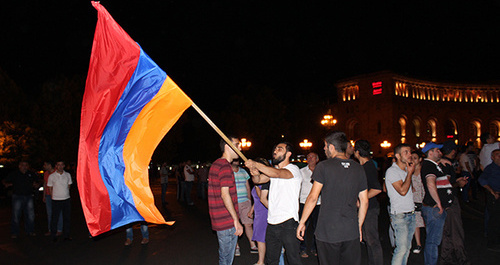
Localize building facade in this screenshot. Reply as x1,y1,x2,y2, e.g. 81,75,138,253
331,71,500,156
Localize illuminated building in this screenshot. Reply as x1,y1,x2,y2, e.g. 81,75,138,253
330,71,500,156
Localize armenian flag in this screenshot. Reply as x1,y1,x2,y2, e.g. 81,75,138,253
78,1,192,236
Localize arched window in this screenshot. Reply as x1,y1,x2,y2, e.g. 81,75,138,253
413,118,421,138
426,118,437,141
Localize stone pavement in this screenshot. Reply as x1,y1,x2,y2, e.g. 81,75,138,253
0,177,499,264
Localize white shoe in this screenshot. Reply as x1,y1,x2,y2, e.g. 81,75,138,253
234,248,241,256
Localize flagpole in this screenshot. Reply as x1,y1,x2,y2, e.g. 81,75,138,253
191,102,248,162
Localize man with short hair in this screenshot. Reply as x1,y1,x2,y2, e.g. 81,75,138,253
208,137,244,265
354,140,383,265
43,161,62,236
48,161,73,241
246,142,302,265
297,132,368,265
3,161,37,238
479,149,500,250
439,141,470,264
385,143,416,265
231,159,257,255
421,142,454,265
160,162,169,205
298,152,320,258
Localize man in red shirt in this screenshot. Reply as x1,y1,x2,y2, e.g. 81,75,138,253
208,136,244,265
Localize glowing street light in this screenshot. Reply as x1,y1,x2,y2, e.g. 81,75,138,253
380,140,392,148
240,138,252,150
321,114,337,128
300,139,313,151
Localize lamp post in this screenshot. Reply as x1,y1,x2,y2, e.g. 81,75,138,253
299,139,313,152
240,138,252,150
321,109,337,129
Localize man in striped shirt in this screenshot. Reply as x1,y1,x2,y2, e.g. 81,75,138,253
208,136,244,265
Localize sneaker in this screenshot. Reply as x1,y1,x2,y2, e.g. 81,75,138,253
250,247,259,254
300,250,309,258
234,247,241,256
141,238,149,245
124,238,133,246
311,249,317,256
44,231,51,236
412,245,422,254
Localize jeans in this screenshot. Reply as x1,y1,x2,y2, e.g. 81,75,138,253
126,224,149,240
51,198,71,238
46,195,63,232
11,194,35,235
265,218,301,265
363,208,384,265
422,206,447,265
486,193,500,247
390,211,416,265
161,183,168,204
216,227,238,265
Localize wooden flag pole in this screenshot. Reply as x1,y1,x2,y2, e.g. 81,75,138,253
191,102,248,162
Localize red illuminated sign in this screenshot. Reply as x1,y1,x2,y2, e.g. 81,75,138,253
372,81,382,95
446,135,454,139
372,81,382,88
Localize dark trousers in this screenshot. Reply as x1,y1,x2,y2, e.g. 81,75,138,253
161,183,168,204
486,193,500,247
265,218,301,265
298,203,320,252
316,238,361,265
51,198,71,238
362,208,383,265
440,197,470,265
183,181,193,204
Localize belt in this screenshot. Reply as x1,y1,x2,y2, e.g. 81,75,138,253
392,210,414,215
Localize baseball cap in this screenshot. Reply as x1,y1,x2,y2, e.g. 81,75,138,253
422,142,443,153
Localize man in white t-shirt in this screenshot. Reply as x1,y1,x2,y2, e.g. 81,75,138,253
385,143,416,265
480,133,500,170
246,142,302,265
298,152,320,258
47,161,73,242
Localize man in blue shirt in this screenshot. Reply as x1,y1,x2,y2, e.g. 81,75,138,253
479,149,500,251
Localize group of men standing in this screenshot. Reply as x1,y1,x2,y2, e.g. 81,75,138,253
3,160,72,242
208,131,371,265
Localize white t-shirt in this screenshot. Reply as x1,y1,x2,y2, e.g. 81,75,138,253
299,166,321,205
268,163,302,224
459,152,475,172
480,142,500,169
47,171,72,200
184,165,195,182
385,163,414,214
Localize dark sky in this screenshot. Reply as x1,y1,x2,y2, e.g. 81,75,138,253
2,1,500,106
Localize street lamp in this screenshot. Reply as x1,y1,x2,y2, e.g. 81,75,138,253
321,109,337,128
240,138,252,150
380,140,392,148
299,139,313,151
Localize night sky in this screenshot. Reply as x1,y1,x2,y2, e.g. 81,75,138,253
3,1,500,107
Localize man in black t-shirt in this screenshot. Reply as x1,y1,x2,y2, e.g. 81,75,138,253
354,140,383,265
3,161,38,238
421,142,453,265
297,131,368,265
439,141,470,264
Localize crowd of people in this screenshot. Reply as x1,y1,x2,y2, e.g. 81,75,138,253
206,131,500,265
2,131,499,265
